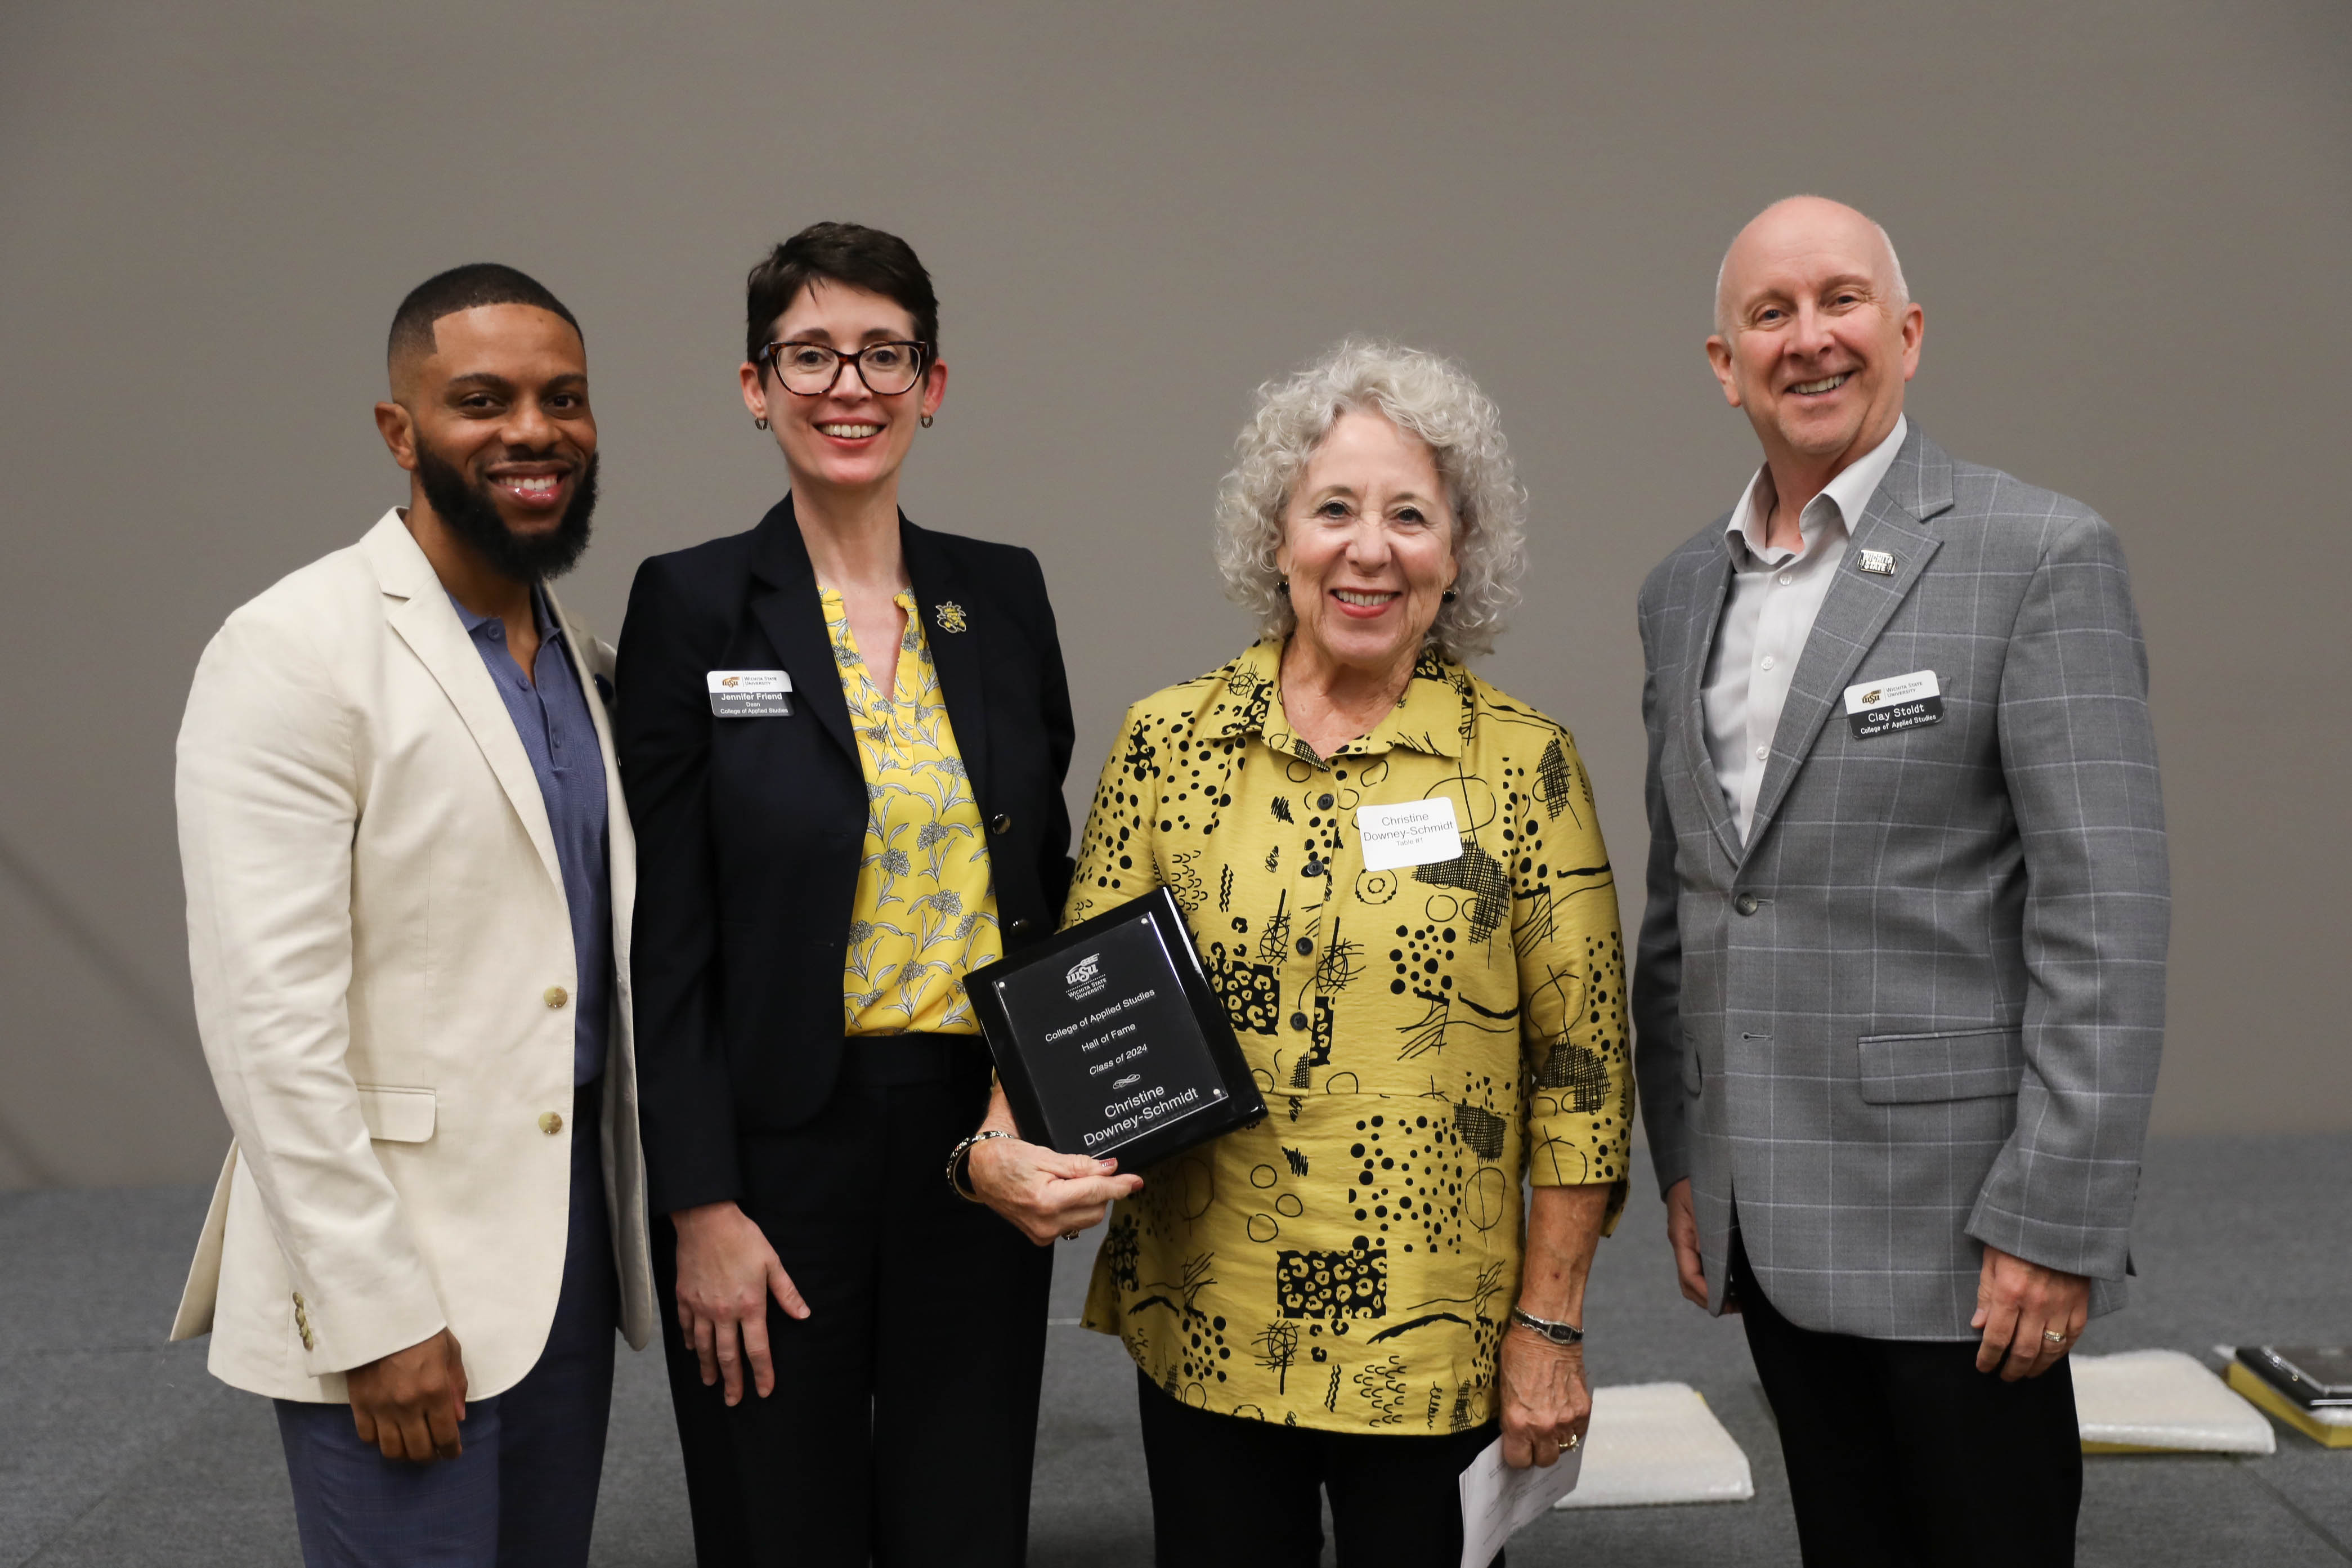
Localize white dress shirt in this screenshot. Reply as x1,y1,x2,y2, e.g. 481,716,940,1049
1702,416,1907,841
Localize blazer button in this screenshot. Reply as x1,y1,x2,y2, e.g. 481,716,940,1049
1734,893,1759,917
989,813,1013,836
1289,1011,1310,1032
544,985,570,1009
1296,937,1314,956
539,1110,565,1136
1009,918,1033,938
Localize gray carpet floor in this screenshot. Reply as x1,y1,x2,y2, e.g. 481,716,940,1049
4,1132,2347,1566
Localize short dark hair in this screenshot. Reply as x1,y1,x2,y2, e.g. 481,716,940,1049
388,263,581,371
743,222,938,368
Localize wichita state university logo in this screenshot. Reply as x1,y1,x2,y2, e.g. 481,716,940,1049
1064,953,1107,1001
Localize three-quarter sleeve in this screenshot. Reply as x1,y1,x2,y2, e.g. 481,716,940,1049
1510,726,1635,1221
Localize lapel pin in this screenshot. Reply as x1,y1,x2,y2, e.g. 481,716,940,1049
1857,549,1897,576
934,601,968,633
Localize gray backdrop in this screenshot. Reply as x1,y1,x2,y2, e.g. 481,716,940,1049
2,1,2345,1190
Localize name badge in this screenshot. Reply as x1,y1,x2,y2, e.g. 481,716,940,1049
1356,797,1465,872
1843,670,1941,738
707,669,793,717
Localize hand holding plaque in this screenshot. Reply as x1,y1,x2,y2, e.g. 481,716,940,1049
965,888,1265,1169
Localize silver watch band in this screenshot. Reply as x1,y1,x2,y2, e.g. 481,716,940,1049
1509,1305,1585,1346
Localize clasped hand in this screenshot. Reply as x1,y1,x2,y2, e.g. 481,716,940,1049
966,1135,1144,1246
346,1326,468,1462
1497,1325,1591,1470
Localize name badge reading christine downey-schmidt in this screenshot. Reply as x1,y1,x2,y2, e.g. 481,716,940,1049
965,887,1264,1170
1843,669,1942,739
706,670,792,717
1356,796,1466,872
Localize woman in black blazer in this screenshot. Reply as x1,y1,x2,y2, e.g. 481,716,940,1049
616,223,1136,1567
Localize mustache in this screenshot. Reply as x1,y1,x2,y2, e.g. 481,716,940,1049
414,442,597,584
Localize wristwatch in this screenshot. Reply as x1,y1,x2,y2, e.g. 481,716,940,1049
1509,1305,1585,1346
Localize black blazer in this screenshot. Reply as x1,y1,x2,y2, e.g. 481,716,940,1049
616,497,1075,1216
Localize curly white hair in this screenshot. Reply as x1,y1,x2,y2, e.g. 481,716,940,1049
1213,339,1527,661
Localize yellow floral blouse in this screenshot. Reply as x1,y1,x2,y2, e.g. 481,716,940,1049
1070,639,1632,1433
824,587,1002,1036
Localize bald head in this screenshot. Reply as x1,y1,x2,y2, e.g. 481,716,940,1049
1714,196,1908,339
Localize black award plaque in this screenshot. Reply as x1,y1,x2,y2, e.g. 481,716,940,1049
966,886,1265,1169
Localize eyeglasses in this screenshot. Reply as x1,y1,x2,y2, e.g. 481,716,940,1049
760,339,932,397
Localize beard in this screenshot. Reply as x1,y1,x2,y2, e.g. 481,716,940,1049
414,441,598,583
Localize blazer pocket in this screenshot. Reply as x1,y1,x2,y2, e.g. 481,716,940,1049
355,1085,437,1143
1856,1027,2023,1104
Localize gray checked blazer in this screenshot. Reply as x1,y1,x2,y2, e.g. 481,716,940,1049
1631,424,2169,1341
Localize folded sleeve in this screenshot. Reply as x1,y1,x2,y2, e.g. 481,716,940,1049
1513,724,1634,1229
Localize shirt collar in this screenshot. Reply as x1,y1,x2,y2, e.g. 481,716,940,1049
1723,414,1909,565
446,583,564,647
1217,638,1471,767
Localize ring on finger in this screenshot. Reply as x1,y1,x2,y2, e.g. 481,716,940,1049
1563,1432,1581,1450
1060,1230,1082,1241
2041,1329,2069,1346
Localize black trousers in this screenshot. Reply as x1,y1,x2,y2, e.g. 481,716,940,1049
1136,1369,1505,1568
1731,1233,2082,1568
655,1038,1054,1568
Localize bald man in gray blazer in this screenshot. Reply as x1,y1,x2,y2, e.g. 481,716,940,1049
1633,197,2168,1567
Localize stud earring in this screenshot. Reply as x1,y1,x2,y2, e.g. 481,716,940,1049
920,413,935,428
1276,579,1291,596
755,415,769,431
1442,586,1458,602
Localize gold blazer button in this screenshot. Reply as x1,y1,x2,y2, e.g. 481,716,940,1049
544,986,570,1009
539,1111,565,1136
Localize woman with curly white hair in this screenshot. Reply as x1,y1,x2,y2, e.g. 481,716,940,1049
1051,340,1635,1565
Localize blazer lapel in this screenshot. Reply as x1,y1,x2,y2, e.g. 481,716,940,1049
546,589,634,970
1741,431,1955,855
1677,549,1744,863
745,498,857,764
361,512,564,895
902,519,991,798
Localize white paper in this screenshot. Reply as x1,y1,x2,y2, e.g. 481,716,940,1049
1357,796,1464,872
1457,1435,1580,1567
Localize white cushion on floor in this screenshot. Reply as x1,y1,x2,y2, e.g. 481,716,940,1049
2073,1349,2275,1454
1552,1382,1755,1509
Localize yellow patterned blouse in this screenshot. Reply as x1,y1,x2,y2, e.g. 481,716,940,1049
825,586,1002,1036
1070,639,1632,1433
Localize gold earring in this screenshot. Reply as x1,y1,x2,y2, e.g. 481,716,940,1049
755,415,769,431
920,413,934,428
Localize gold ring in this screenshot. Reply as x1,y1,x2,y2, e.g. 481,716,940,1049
1565,1432,1580,1450
2042,1329,2068,1345
1060,1230,1082,1241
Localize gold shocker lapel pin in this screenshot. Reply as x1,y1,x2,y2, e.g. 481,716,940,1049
934,601,968,633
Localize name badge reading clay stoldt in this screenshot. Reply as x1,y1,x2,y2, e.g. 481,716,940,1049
706,670,793,718
1842,669,1942,739
1356,796,1466,873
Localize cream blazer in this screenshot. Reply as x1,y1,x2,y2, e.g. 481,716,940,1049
169,510,656,1401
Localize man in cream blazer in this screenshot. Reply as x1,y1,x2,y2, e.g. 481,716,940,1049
171,265,653,1567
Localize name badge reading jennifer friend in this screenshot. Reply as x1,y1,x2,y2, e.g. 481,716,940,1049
706,669,793,717
1356,797,1466,872
1842,670,1942,738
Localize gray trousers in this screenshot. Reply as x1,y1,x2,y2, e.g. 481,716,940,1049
274,1081,620,1568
